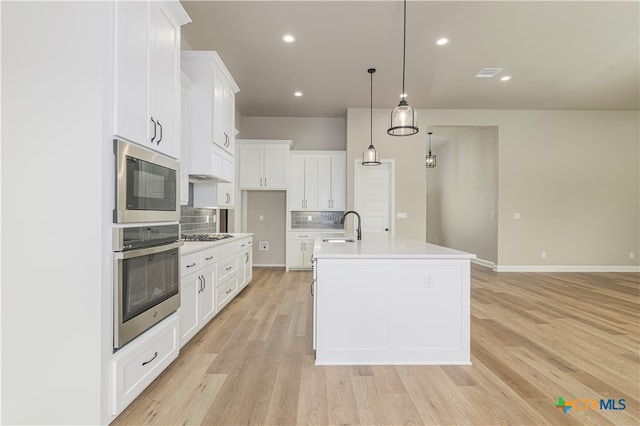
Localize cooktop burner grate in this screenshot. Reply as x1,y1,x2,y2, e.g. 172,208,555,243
181,233,233,242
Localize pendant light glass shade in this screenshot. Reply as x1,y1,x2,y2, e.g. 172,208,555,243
389,99,418,136
363,68,381,166
387,0,419,137
426,132,436,168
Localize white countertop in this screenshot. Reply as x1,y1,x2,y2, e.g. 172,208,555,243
313,233,476,259
180,233,253,255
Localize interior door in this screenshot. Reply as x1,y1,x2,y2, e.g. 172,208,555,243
354,160,394,233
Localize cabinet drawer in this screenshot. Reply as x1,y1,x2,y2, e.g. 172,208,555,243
112,315,179,415
216,256,238,284
202,247,216,267
216,274,239,311
181,252,202,276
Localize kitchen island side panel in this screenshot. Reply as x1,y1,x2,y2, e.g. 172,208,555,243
315,258,471,365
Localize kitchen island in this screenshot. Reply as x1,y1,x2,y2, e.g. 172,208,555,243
312,233,475,365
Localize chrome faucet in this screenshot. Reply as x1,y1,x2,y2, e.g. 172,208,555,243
341,210,362,240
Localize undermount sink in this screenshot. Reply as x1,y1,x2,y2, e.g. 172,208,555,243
322,238,356,243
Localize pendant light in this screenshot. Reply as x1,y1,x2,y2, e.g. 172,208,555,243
362,68,381,166
387,0,418,136
426,132,436,168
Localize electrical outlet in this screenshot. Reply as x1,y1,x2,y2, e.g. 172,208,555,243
630,252,635,259
513,213,521,220
424,274,434,288
541,252,547,259
259,215,264,222
259,241,269,251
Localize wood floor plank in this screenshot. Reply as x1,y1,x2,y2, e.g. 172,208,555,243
113,265,640,426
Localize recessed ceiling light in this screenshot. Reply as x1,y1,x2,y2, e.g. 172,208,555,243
282,34,295,43
500,75,512,82
436,38,449,46
294,91,303,97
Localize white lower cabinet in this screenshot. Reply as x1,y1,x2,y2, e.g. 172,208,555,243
287,231,345,270
179,236,253,348
112,314,179,416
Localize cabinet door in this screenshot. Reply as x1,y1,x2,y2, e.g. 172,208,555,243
113,1,150,145
243,248,252,286
239,145,263,189
178,273,200,347
330,155,346,211
212,72,226,150
303,157,320,210
149,2,180,158
317,156,332,210
263,145,289,189
222,87,235,154
289,156,306,210
216,182,235,208
288,238,306,268
199,268,216,324
210,144,233,183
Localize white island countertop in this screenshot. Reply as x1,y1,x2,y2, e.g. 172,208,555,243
313,233,476,260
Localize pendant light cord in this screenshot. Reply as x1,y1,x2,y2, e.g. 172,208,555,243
370,69,373,145
402,0,407,98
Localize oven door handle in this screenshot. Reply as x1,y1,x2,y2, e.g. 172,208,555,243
114,241,183,259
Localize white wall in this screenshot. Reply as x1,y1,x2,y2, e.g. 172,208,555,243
239,116,345,150
426,127,498,264
347,108,639,270
2,2,113,423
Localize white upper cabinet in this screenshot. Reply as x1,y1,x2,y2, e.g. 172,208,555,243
114,1,190,159
181,51,239,179
289,152,346,211
238,140,291,190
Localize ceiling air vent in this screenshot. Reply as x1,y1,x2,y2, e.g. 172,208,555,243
475,68,503,78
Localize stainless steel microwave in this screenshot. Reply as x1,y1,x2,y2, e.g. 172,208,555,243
114,139,180,223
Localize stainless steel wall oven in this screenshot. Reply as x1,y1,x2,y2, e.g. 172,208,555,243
114,139,179,223
113,224,182,349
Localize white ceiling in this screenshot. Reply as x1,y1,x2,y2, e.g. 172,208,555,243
181,0,640,118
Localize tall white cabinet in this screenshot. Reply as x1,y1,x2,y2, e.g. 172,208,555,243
114,1,187,159
181,51,239,208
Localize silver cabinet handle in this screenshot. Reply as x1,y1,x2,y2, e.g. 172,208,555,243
157,120,163,144
226,266,232,271
205,256,213,261
197,275,202,293
260,178,263,187
150,116,157,143
310,280,315,297
186,262,196,268
245,252,249,263
142,351,158,366
202,275,206,291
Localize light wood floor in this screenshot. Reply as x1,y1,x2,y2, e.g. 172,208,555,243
113,265,639,425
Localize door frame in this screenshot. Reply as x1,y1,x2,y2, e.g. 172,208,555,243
353,159,395,235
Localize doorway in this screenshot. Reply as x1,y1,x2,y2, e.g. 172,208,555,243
353,159,395,234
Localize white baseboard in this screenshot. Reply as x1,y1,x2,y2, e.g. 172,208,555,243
494,265,640,273
471,258,496,269
254,263,286,268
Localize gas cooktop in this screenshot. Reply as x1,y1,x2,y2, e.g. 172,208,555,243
181,233,233,242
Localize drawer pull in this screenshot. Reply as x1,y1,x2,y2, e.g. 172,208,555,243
241,244,246,247
186,262,196,268
205,256,214,261
142,351,158,366
226,288,232,294
226,266,232,271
